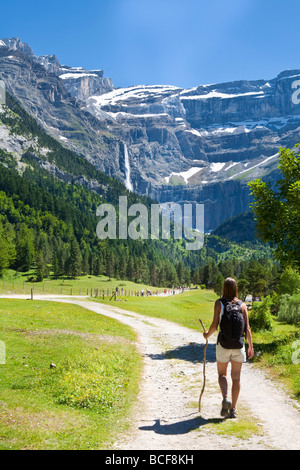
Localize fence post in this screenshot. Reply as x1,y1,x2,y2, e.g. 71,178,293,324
110,290,116,301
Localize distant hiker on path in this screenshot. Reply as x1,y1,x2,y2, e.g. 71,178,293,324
203,277,254,418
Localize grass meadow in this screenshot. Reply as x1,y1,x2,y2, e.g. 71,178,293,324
0,274,299,449
0,270,162,297
95,287,217,330
0,298,141,450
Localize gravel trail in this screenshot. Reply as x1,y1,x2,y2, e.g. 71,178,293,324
2,294,300,450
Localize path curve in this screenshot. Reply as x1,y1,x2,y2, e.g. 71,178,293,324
1,294,300,450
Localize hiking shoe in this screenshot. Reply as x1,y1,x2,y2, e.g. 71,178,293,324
228,408,237,419
220,398,231,417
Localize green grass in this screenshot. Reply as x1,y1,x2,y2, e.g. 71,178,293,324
251,322,300,400
0,270,163,297
206,404,264,441
0,299,141,449
94,288,218,331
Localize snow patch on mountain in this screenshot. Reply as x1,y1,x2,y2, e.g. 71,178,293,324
210,162,226,172
164,167,202,184
88,84,182,107
180,90,265,100
60,73,99,80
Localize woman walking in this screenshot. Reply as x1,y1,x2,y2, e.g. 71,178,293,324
203,277,254,418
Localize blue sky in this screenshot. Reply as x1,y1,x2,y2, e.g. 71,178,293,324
1,0,300,88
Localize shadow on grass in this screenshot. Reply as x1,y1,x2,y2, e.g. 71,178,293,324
139,415,223,435
148,342,216,363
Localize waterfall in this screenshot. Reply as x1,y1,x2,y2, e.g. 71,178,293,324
124,143,133,192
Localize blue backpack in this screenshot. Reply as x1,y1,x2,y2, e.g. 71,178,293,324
217,298,246,349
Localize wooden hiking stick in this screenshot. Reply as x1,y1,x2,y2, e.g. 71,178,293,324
198,318,208,412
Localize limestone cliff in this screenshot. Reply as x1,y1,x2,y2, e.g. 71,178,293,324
1,37,299,231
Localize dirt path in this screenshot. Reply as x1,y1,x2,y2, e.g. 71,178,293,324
1,294,300,450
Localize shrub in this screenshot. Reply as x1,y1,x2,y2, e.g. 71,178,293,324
270,291,281,316
278,267,300,296
278,294,300,325
249,296,273,331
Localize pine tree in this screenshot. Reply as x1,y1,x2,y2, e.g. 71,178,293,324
176,261,185,284
106,252,115,281
0,222,16,276
126,257,135,281
214,274,224,297
36,251,48,282
68,238,82,278
15,225,35,271
81,247,90,275
118,255,127,279
52,251,60,279
150,263,159,286
135,254,149,283
0,237,11,277
191,268,200,287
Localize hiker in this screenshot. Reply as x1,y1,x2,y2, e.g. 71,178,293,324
203,277,254,419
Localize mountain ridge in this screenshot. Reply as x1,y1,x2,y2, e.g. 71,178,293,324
1,37,299,231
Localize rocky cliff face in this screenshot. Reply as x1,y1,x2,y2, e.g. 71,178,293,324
37,58,114,101
82,75,300,231
1,37,300,232
0,38,121,176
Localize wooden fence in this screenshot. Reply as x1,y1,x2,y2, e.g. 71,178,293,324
0,280,186,300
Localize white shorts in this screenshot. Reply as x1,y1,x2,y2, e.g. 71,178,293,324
216,343,246,363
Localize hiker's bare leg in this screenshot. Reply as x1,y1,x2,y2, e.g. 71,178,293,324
231,360,242,409
217,361,229,398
